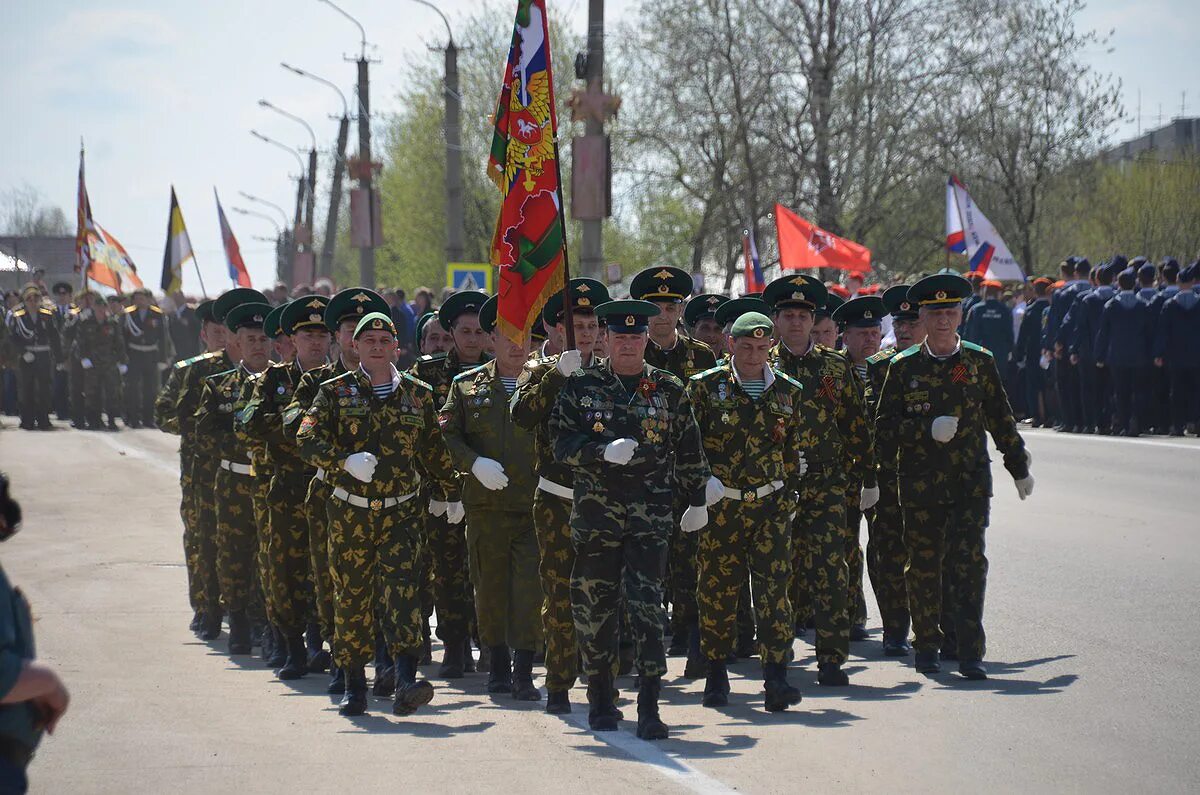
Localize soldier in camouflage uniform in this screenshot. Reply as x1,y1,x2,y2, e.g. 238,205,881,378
297,311,461,718
688,310,807,712
441,296,543,700
684,294,731,357
630,267,718,678
156,296,240,637
74,292,127,430
281,288,389,693
873,273,1033,680
194,298,274,654
511,278,610,714
409,291,491,676
764,274,872,686
549,300,711,740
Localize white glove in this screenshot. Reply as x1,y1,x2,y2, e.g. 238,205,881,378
859,486,880,512
602,438,638,465
1014,475,1034,500
157,361,169,372
556,349,583,376
55,363,66,372
446,501,465,524
930,415,959,443
118,363,129,375
796,450,809,477
680,505,709,533
428,500,448,517
21,351,35,363
471,457,509,491
705,476,725,506
80,358,93,370
342,451,378,483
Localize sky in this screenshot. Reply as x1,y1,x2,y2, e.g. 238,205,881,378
1,0,1196,295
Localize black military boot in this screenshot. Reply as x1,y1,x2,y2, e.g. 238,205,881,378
267,626,288,668
338,666,368,716
198,612,222,641
882,633,912,657
850,623,870,642
816,662,849,686
305,624,330,672
683,619,706,679
702,658,730,708
476,643,491,673
958,659,988,680
392,655,435,716
439,636,466,679
189,610,203,633
227,610,252,655
487,644,513,694
277,634,309,680
763,662,802,712
372,663,396,698
463,638,477,673
326,666,346,694
635,675,669,741
914,650,941,674
585,669,619,731
512,649,541,701
106,416,119,431
545,689,571,715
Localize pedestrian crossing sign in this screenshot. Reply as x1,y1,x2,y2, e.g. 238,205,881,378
447,263,493,293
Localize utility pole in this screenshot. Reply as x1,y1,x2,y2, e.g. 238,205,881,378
571,0,618,280
444,38,464,265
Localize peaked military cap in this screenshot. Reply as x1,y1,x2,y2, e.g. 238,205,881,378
832,295,886,328
478,295,499,333
280,295,331,335
763,273,826,312
353,311,397,339
714,296,770,328
729,311,773,340
907,273,971,306
438,290,488,330
414,311,438,346
325,288,388,332
630,266,693,303
882,285,918,320
816,292,845,320
595,299,660,333
224,301,272,332
530,316,548,342
212,288,268,322
263,303,288,339
683,293,730,327
196,299,218,325
543,278,611,325
1178,260,1198,282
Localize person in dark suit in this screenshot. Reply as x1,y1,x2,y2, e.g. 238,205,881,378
1096,268,1154,436
1016,277,1052,426
168,292,201,363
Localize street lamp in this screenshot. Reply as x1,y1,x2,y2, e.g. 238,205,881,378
316,0,368,59
231,206,283,235
408,0,454,44
237,191,289,228
280,63,349,118
249,129,306,174
258,99,318,152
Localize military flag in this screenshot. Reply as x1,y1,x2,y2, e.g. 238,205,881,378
74,143,94,277
487,0,566,346
214,188,251,287
742,227,765,294
74,143,144,292
945,175,1024,281
160,187,195,295
775,203,871,274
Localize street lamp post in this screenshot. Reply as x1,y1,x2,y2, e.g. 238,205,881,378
259,100,319,253
250,129,309,285
233,207,286,282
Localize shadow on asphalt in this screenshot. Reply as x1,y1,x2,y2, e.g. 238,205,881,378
336,713,497,737
928,654,1079,695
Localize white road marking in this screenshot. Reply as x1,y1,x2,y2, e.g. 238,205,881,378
1023,428,1200,453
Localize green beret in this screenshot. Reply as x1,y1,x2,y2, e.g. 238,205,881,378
683,293,730,327
595,299,660,334
630,266,693,303
353,311,396,339
212,288,269,322
224,302,272,332
729,311,773,340
438,290,488,330
263,303,288,339
281,295,331,335
324,288,388,332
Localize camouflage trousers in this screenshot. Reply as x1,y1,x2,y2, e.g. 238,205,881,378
902,497,989,660
845,476,868,628
191,455,222,613
326,495,425,668
215,468,260,613
178,443,201,612
697,492,794,664
423,485,474,645
789,467,850,666
251,473,272,623
534,490,577,691
570,485,670,679
306,475,334,640
269,470,316,635
667,495,698,636
465,508,543,651
865,475,910,639
82,364,122,422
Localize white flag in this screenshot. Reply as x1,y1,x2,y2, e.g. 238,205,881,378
946,175,1024,281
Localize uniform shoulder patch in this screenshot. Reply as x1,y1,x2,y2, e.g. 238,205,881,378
320,371,356,390
773,370,803,390
962,341,993,357
401,372,433,392
689,365,726,382
892,344,921,361
866,348,896,365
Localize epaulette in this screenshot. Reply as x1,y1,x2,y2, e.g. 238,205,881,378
452,362,490,383
124,305,136,314
962,341,993,356
689,364,727,382
815,344,848,361
174,350,220,369
892,344,922,361
417,353,447,365
319,370,357,389
69,307,81,316
866,348,897,365
773,369,803,390
401,372,433,391
37,307,54,317
11,308,25,318
205,367,239,383
149,305,164,314
654,370,684,389
682,336,715,354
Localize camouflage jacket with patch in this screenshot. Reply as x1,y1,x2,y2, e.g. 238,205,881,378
237,359,310,472
155,350,231,439
296,366,458,501
645,333,717,380
873,340,1028,504
73,314,127,366
687,362,808,495
409,349,492,413
280,359,346,443
510,354,576,488
194,366,254,464
549,362,710,506
440,360,537,511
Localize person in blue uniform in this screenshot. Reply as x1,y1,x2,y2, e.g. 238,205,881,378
963,279,1014,390
1064,261,1116,434
1153,261,1200,436
1042,258,1091,432
1148,258,1182,432
1015,277,1052,426
1096,268,1154,436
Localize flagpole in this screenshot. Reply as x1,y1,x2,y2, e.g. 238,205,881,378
193,257,208,298
550,136,575,350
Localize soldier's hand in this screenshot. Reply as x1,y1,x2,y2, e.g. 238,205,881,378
556,349,583,375
859,486,880,511
1069,353,1079,365
1014,475,1035,500
446,501,465,524
428,500,448,517
157,362,169,372
602,438,638,465
117,363,128,376
342,452,378,483
680,505,708,533
471,457,509,490
80,358,93,370
55,363,66,372
21,351,35,364
1154,357,1164,368
704,476,726,506
930,415,959,443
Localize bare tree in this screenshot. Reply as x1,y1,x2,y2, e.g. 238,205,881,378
0,184,69,237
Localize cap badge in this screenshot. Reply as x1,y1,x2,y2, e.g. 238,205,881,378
653,269,673,280
351,293,370,302
578,297,591,306
252,314,263,323
790,277,806,286
306,299,324,309
752,327,765,338
371,318,384,329
625,315,635,326
577,284,591,293
309,313,321,323
935,290,947,300
863,310,873,319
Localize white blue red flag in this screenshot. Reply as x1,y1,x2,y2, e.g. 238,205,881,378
214,188,251,287
945,174,1024,281
945,176,966,253
743,228,765,294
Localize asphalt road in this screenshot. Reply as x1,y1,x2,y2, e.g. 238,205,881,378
1,417,1198,793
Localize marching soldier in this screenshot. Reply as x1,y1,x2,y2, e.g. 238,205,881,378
684,294,731,357
764,274,871,687
50,282,76,422
441,296,543,700
511,277,611,714
122,288,171,428
1154,261,1200,435
74,290,126,431
629,267,717,677
549,299,711,740
296,311,461,718
6,285,60,430
873,273,1033,679
810,294,843,350
688,310,806,712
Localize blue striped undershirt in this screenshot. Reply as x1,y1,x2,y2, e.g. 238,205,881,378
499,376,519,395
741,379,767,401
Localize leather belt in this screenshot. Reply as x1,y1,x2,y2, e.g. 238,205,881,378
537,476,573,500
219,460,254,475
128,343,160,352
723,480,784,502
330,487,417,511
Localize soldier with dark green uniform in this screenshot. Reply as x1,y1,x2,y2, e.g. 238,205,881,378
194,297,274,654
74,291,127,430
684,293,731,357
121,288,170,428
511,278,610,714
765,274,872,686
409,291,491,677
441,296,543,700
296,311,461,718
7,285,61,431
549,300,711,740
630,267,718,678
688,311,806,712
873,273,1033,679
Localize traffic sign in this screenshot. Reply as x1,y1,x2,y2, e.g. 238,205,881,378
446,263,493,293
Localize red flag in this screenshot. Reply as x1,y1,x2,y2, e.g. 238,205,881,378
487,0,565,346
775,203,871,274
214,189,251,287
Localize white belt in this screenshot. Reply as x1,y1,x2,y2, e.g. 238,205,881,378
26,345,51,352
537,476,573,500
129,343,160,352
220,460,254,476
330,487,417,511
314,468,327,482
723,480,785,502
